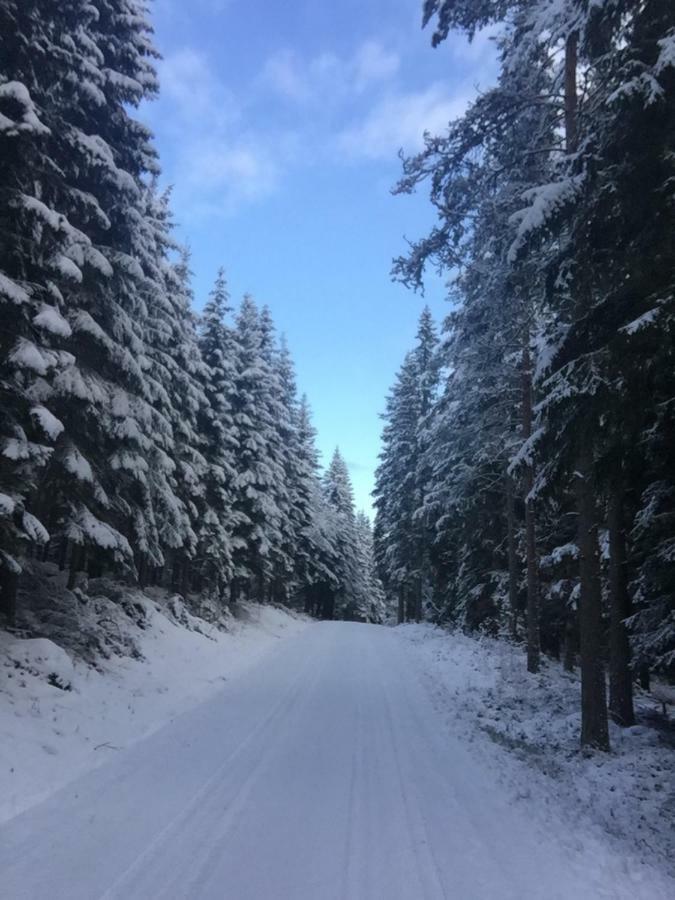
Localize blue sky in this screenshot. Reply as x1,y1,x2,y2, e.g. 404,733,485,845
143,0,497,514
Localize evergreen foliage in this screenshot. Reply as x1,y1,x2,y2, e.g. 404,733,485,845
375,0,675,749
0,0,380,625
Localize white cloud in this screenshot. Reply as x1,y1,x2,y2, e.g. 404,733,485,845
154,0,234,23
186,139,280,202
260,50,312,102
338,84,469,160
448,24,500,68
353,41,400,91
147,36,484,218
261,40,400,104
157,48,238,129
150,48,286,216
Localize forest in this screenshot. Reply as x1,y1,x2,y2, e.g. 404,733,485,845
1,0,674,896
0,1,386,635
1,0,674,758
374,0,675,751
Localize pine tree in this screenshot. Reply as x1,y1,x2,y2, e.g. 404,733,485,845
401,0,675,745
355,511,388,623
374,308,441,623
1,0,165,598
197,268,237,601
229,297,286,602
293,397,340,616
374,353,420,623
323,448,362,619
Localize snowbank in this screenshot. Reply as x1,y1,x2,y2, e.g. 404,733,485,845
399,624,675,878
0,599,309,823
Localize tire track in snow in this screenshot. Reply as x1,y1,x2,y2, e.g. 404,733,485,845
338,640,363,900
98,634,325,899
172,644,330,900
375,637,450,900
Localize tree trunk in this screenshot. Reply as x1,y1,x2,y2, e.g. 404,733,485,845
137,552,147,589
522,341,540,673
565,28,609,751
575,442,610,750
67,544,85,591
564,32,578,153
608,482,635,726
170,552,181,592
180,558,190,597
415,576,423,622
0,566,18,626
506,473,519,639
563,612,576,672
397,585,405,624
58,537,68,571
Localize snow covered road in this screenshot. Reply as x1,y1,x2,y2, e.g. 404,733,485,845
0,622,671,900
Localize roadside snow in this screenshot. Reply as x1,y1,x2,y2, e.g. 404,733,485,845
0,602,309,824
398,624,675,878
1,621,672,900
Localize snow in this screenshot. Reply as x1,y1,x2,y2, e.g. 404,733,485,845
652,684,675,706
19,195,89,246
54,366,107,403
0,81,49,136
608,73,664,107
398,624,675,883
9,339,50,376
84,244,114,277
0,272,30,305
62,446,94,482
0,602,309,825
30,406,65,441
52,253,83,283
20,512,49,545
33,304,72,337
508,176,584,262
621,307,660,335
66,506,132,555
0,621,672,899
5,639,75,691
541,541,579,566
112,251,144,279
656,30,675,75
0,493,16,517
103,68,143,94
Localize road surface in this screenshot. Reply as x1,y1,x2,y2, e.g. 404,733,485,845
0,622,666,899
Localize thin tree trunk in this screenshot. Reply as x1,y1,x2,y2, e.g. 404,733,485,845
564,32,578,153
608,481,635,726
0,566,18,626
137,552,147,589
180,558,190,597
563,612,576,672
398,585,405,624
58,538,68,571
522,341,540,673
171,552,181,592
67,544,85,591
415,576,423,623
575,442,610,750
506,473,519,639
565,29,609,751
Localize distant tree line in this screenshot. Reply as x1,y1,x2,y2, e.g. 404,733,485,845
375,0,675,750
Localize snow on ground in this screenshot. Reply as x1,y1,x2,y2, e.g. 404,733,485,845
1,621,673,900
398,623,675,878
0,599,308,824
